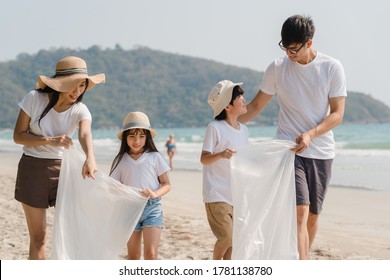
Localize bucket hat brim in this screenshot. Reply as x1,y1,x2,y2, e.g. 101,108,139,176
208,80,243,117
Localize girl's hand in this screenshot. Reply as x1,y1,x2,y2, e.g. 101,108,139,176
139,189,158,199
82,156,97,179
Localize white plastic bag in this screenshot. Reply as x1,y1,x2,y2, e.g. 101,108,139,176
231,140,298,260
51,146,148,260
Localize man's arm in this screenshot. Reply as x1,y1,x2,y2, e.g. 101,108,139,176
292,96,345,154
238,90,273,124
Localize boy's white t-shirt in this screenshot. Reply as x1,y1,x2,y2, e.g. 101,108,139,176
110,152,170,191
18,89,92,159
202,120,249,206
260,52,347,159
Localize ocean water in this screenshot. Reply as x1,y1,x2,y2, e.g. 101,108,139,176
1,123,390,192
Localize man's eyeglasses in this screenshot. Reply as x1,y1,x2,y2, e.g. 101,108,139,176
278,40,306,54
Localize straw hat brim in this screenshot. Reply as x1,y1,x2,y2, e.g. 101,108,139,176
36,73,105,92
117,111,157,140
117,126,157,140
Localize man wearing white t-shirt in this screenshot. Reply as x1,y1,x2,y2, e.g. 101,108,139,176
240,15,347,259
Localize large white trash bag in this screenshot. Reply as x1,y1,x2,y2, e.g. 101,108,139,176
231,140,298,260
51,146,148,260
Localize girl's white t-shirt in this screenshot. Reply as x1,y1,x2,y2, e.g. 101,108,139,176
260,52,347,159
110,152,170,191
202,120,249,206
18,90,92,159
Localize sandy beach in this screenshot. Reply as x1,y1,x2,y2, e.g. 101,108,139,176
1,150,390,260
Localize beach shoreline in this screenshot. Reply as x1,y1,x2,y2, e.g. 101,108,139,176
1,151,389,260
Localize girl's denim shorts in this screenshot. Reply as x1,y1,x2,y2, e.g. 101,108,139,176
134,197,163,231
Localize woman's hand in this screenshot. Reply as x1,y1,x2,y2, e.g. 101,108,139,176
48,135,73,148
82,156,97,179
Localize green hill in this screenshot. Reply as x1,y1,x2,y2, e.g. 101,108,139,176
1,45,390,129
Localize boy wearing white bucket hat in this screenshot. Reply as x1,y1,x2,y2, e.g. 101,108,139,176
200,80,249,260
13,56,105,259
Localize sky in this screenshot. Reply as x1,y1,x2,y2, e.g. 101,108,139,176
2,0,390,106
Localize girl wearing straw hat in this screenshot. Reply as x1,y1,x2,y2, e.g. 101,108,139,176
110,111,171,260
13,56,105,259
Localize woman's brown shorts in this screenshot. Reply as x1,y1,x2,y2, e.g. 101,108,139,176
15,154,61,208
205,202,233,247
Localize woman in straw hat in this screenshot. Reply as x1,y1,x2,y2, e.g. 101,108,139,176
110,111,171,260
13,56,105,259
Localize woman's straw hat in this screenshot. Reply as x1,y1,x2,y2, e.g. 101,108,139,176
36,56,105,92
117,111,157,140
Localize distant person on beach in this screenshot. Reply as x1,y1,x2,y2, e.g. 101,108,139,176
13,56,105,259
110,111,171,260
165,133,176,170
239,15,347,259
200,80,248,260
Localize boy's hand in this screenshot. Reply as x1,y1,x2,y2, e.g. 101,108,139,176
220,148,236,159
